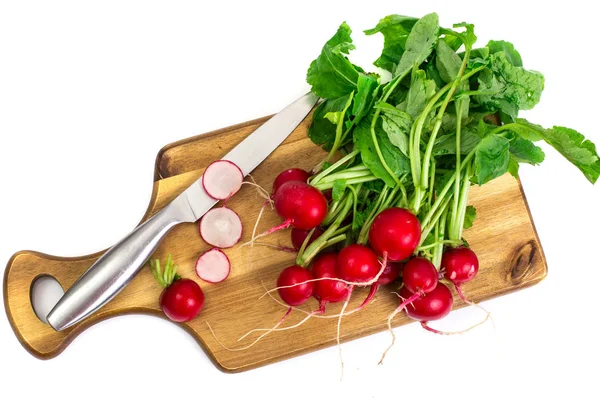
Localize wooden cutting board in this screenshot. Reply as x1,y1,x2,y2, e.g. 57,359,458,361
3,112,548,372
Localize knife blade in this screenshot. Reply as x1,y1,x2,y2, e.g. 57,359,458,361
46,92,319,331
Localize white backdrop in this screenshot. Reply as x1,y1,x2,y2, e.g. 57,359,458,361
1,1,598,399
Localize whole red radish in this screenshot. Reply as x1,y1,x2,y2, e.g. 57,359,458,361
441,247,479,284
291,227,324,251
337,244,381,284
273,181,328,230
277,265,315,306
400,283,453,321
150,255,204,322
311,253,349,304
368,207,421,261
272,168,310,194
402,257,438,294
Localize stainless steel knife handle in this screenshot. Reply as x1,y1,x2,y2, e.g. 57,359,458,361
46,194,197,331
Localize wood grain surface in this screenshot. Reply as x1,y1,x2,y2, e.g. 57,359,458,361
3,112,548,372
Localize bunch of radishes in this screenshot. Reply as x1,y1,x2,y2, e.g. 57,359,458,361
261,167,481,332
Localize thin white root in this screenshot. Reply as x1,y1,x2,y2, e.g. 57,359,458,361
421,312,491,336
243,174,273,206
455,284,496,335
238,312,314,341
337,286,353,381
206,308,292,352
378,307,401,365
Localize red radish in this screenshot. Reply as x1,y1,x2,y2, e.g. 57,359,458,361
357,261,401,310
272,168,310,194
150,255,204,322
277,265,315,306
291,227,324,251
199,207,243,248
336,244,381,284
441,247,479,284
273,181,328,230
202,160,244,200
368,207,421,261
401,283,453,321
402,257,438,294
311,253,349,305
195,248,231,283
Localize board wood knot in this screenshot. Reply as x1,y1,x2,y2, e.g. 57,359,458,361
508,240,541,284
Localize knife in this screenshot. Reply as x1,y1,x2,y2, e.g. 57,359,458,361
46,92,319,331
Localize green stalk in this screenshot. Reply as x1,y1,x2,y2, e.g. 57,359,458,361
369,72,411,188
316,170,374,184
432,206,449,269
357,185,389,244
310,149,359,186
427,160,436,208
420,196,452,247
454,161,473,242
408,64,485,211
313,175,378,191
321,193,346,226
450,100,464,239
420,149,476,231
418,46,472,207
319,92,355,170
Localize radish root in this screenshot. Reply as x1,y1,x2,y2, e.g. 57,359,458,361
337,285,354,381
243,174,273,205
378,290,423,365
237,302,326,342
206,307,293,352
420,312,490,335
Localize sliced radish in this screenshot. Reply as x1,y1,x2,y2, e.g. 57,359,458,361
195,248,231,283
199,207,243,248
202,160,244,200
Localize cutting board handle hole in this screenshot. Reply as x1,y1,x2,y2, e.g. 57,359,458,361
30,275,65,325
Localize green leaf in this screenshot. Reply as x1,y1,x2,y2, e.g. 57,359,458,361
433,127,481,156
308,95,352,150
394,13,440,78
381,111,412,157
435,40,462,83
475,52,544,118
352,73,379,124
509,136,545,165
453,22,477,48
307,22,359,99
508,155,520,178
406,68,437,118
463,205,477,229
473,134,510,185
332,180,347,201
364,15,418,73
425,61,445,88
487,40,523,67
514,119,600,183
354,118,410,187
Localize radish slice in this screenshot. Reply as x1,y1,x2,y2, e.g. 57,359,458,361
202,160,244,200
196,248,231,283
199,207,243,248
